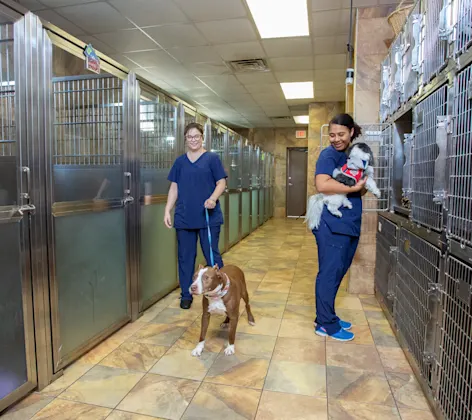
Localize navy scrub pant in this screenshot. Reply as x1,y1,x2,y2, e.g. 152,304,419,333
176,226,224,301
313,221,359,335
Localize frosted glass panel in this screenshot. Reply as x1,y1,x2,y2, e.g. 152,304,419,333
241,191,250,236
259,190,264,225
0,222,28,400
219,197,226,253
229,192,240,245
141,204,178,308
251,190,258,229
265,189,270,221
55,210,128,358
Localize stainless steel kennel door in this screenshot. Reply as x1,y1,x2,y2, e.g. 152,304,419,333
47,46,131,369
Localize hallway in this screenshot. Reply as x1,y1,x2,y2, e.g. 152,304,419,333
3,220,436,420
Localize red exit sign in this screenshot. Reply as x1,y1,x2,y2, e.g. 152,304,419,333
296,130,307,139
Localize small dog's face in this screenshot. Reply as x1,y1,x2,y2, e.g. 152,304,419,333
347,143,374,170
190,265,222,296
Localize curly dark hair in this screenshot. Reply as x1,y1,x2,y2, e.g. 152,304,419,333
329,113,362,141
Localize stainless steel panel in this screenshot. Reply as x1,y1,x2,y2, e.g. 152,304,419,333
412,85,448,231
380,56,391,123
403,4,422,102
447,64,472,247
390,33,404,113
394,228,441,387
435,255,472,420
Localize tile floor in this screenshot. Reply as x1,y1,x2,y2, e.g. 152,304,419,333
2,219,437,420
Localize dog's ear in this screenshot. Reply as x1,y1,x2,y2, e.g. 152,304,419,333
213,264,219,271
198,264,204,270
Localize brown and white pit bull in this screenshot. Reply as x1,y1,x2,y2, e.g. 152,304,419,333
189,264,255,356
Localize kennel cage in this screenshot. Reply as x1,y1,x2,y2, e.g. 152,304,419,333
455,0,472,57
380,55,392,123
390,33,404,114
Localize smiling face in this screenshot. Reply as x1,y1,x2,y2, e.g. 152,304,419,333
186,127,204,152
189,265,222,296
329,123,354,152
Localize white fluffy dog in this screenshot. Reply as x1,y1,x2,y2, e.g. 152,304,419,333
306,142,381,230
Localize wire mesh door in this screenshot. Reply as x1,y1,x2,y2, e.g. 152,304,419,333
390,33,403,113
375,216,397,315
435,255,472,420
411,85,448,232
403,3,422,102
423,0,449,83
380,56,391,123
394,228,441,388
50,71,129,369
448,64,472,248
227,132,241,191
454,0,472,56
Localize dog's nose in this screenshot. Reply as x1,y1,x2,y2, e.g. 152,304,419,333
190,284,197,293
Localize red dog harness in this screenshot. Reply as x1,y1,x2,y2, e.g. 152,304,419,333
340,163,364,182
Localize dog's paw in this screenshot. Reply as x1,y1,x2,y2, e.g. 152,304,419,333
224,344,235,356
373,189,381,198
249,321,256,326
220,322,229,329
346,203,353,209
191,341,205,357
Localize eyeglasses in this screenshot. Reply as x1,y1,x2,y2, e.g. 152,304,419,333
186,134,202,141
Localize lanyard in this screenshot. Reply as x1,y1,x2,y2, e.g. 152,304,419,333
205,208,215,267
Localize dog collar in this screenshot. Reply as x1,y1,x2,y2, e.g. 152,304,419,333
341,163,364,182
204,274,230,299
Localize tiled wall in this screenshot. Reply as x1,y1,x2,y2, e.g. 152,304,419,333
350,6,395,295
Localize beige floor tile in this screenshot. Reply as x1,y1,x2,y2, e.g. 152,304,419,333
349,325,375,346
283,305,315,321
251,291,288,304
60,365,144,409
397,407,436,420
150,347,218,381
359,295,383,312
278,319,323,341
78,337,123,365
326,343,384,372
117,374,200,420
262,269,296,282
205,354,270,389
149,308,199,327
273,337,326,364
237,316,282,337
265,360,327,397
287,293,315,306
370,323,400,348
107,411,166,420
1,393,54,420
31,399,111,420
100,342,167,373
182,383,261,420
257,281,292,294
170,325,226,354
377,346,413,374
232,333,277,359
130,323,186,347
328,400,400,420
40,362,94,397
386,372,431,411
364,310,389,325
335,296,364,310
336,309,368,326
256,392,328,420
242,301,285,319
290,280,315,294
327,366,395,406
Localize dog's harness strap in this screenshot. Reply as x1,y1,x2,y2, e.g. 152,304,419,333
205,208,215,267
205,273,230,299
340,163,363,182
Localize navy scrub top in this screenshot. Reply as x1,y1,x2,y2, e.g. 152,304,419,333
168,152,227,230
315,145,363,237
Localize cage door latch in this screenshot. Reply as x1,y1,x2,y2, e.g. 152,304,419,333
433,116,451,205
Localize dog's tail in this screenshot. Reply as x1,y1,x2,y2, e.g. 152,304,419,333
304,194,324,230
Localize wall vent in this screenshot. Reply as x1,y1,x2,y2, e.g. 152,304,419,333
227,59,269,73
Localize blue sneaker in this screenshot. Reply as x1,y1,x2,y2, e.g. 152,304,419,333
315,325,355,342
314,320,352,331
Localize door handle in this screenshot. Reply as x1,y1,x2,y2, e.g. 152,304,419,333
288,183,293,186
123,172,134,206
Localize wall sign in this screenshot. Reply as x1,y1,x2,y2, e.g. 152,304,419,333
296,130,307,139
84,44,100,74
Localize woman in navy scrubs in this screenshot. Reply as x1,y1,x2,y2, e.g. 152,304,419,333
164,122,227,309
313,114,367,341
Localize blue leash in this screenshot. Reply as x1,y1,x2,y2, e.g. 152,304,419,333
205,208,215,267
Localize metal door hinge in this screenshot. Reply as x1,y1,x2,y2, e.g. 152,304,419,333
428,282,442,300
122,196,134,206
423,352,436,365
17,204,36,216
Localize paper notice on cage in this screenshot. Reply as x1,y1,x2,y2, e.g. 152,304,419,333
84,44,101,74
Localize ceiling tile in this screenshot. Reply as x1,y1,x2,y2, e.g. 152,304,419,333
199,74,242,89
40,0,96,6
252,92,286,105
286,98,315,106
94,29,157,53
264,109,291,117
262,38,312,58
16,0,48,11
173,0,247,22
273,119,297,127
56,2,133,33
311,9,351,37
124,49,172,68
36,9,86,35
109,54,142,70
167,77,207,91
169,46,221,63
144,24,208,48
108,0,188,26
236,72,277,85
185,61,231,76
269,56,314,72
213,42,266,61
313,35,348,54
245,84,283,94
274,70,314,83
79,35,117,55
314,53,347,70
195,19,257,44
314,69,346,82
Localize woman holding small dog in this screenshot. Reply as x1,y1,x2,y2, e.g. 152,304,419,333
164,122,227,310
313,113,367,342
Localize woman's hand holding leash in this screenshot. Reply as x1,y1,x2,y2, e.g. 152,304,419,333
204,198,217,209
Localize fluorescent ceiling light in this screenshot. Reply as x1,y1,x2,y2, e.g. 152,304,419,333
294,115,309,124
280,82,314,100
246,0,309,39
